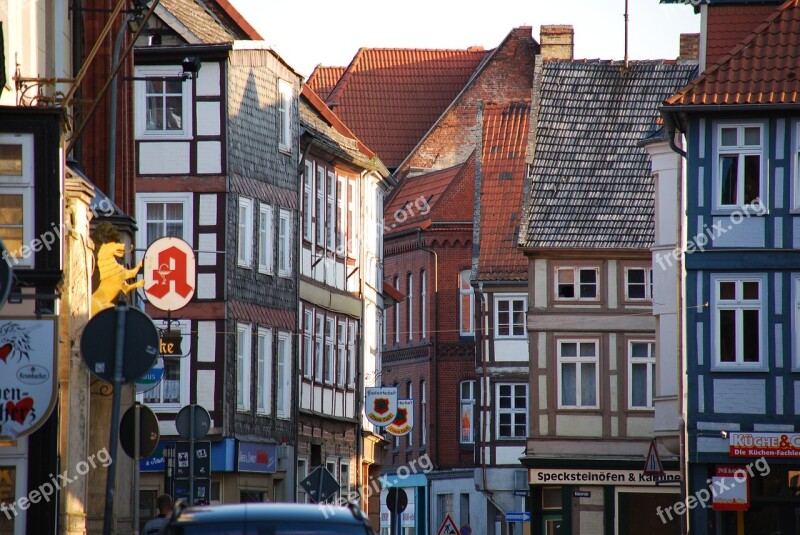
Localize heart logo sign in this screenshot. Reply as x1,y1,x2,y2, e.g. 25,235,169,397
0,344,11,363
6,398,34,425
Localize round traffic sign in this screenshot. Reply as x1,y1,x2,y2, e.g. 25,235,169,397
80,306,159,384
143,237,196,311
175,404,211,440
386,487,408,514
119,403,160,459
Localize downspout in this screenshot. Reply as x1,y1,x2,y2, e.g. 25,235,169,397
663,110,688,535
356,169,368,510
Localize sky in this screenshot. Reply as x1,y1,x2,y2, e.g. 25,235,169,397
227,0,700,79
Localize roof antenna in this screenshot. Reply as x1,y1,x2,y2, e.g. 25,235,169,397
624,0,629,69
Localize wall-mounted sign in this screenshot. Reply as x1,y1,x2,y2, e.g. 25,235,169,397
0,318,57,439
160,330,183,356
144,237,195,311
529,468,681,486
365,387,398,426
386,399,414,436
237,442,277,473
729,432,800,458
712,465,749,511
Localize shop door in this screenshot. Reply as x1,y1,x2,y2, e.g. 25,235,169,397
542,514,562,535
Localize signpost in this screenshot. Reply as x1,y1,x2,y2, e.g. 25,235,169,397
643,438,665,477
298,465,340,504
175,404,211,505
505,512,531,523
386,487,408,535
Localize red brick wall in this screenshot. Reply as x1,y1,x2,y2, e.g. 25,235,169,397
705,4,777,68
382,229,477,471
396,27,538,178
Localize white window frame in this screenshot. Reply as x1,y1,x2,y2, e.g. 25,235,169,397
394,276,400,344
277,331,292,419
347,178,358,258
134,65,193,140
237,197,253,268
316,165,325,247
625,267,652,301
135,192,194,264
303,309,313,379
555,267,599,301
325,317,335,385
278,79,292,152
407,274,414,341
495,383,528,440
314,314,324,382
278,208,292,277
714,122,766,211
297,458,308,502
327,171,336,250
0,133,35,267
628,340,655,410
339,462,350,495
139,321,190,410
303,161,314,243
557,339,599,409
336,321,346,387
258,203,274,274
256,327,273,415
421,270,427,339
494,294,527,339
460,380,474,444
459,270,475,336
347,322,356,388
407,382,413,447
237,323,252,411
336,175,347,255
421,379,427,447
711,274,766,369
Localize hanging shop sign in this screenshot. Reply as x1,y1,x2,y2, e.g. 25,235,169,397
365,386,398,426
386,399,414,436
729,432,800,458
0,317,57,440
711,465,749,511
144,237,196,311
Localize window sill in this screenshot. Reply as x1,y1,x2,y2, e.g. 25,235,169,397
237,262,254,270
710,365,768,372
278,271,292,279
257,267,274,276
494,336,527,341
278,146,292,155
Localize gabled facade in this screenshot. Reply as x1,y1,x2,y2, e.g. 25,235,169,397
297,86,391,530
133,0,303,507
471,100,532,522
518,58,696,535
659,0,800,531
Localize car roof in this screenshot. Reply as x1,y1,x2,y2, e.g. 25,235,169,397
172,503,369,525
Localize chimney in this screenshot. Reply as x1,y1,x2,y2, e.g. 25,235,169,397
539,25,574,61
678,33,700,62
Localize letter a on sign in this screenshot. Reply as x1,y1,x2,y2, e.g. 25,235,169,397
144,237,196,311
643,438,665,477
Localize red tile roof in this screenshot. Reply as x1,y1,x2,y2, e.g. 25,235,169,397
305,66,346,101
324,48,488,168
476,101,530,281
384,153,476,233
666,0,800,107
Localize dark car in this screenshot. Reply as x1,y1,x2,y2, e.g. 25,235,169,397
162,502,377,535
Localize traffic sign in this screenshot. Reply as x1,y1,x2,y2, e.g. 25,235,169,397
175,404,211,440
299,466,340,503
460,525,472,535
135,357,164,394
505,512,531,523
119,403,160,459
437,514,459,535
386,487,408,513
80,307,159,383
175,440,211,480
643,438,665,477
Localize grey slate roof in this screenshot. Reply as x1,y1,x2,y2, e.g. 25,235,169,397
519,60,697,249
157,0,235,44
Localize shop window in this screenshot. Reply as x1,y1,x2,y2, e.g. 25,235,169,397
542,487,562,510
239,491,266,503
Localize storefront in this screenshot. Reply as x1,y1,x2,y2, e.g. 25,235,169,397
689,431,800,535
528,467,681,535
380,473,428,535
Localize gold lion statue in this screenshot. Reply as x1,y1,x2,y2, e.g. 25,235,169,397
91,242,144,315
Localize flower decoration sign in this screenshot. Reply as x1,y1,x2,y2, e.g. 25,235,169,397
0,317,57,439
365,386,398,426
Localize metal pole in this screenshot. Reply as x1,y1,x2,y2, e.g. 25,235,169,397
102,300,128,535
134,402,141,535
189,404,195,505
